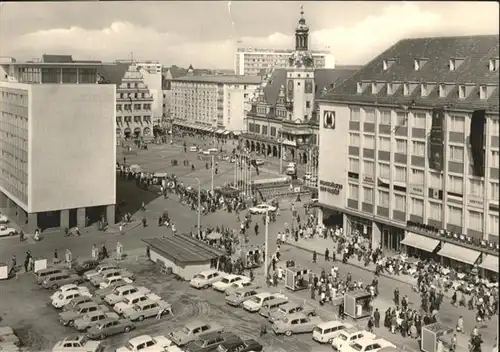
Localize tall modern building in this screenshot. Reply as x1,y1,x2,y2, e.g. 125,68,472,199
235,48,334,76
316,35,499,278
0,55,117,231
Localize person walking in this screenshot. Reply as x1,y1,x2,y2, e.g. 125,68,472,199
456,316,464,333
312,250,317,263
394,288,400,306
324,248,330,261
373,308,380,328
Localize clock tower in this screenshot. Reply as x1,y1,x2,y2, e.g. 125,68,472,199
286,7,315,123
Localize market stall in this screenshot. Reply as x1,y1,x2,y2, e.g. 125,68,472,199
420,322,454,352
241,247,261,269
284,267,309,291
343,290,371,319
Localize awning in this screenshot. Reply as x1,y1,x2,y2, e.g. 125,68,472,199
232,131,241,136
479,255,499,273
215,129,225,134
438,243,481,265
401,232,440,253
223,130,231,135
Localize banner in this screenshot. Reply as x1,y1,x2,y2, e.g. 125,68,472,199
470,109,486,177
429,108,445,171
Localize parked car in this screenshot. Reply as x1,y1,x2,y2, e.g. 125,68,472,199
72,260,100,276
331,329,376,351
83,264,118,281
52,335,104,352
99,275,133,289
122,299,172,322
113,292,161,314
50,284,91,301
258,297,289,318
86,317,135,340
242,292,287,312
35,267,65,284
342,338,395,352
272,312,323,336
312,321,354,344
104,285,151,306
189,269,223,289
90,269,134,287
52,290,92,309
169,321,224,347
225,287,260,307
0,225,16,237
268,302,316,323
73,310,120,332
248,204,277,215
59,302,109,327
0,327,20,347
95,279,132,299
116,334,173,352
224,281,256,296
42,272,83,290
212,275,250,293
185,332,241,352
62,295,95,312
0,214,9,224
216,338,263,352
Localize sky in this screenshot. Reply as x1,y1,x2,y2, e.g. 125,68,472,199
0,1,498,70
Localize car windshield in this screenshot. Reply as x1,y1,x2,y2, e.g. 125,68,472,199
250,297,262,303
281,317,289,324
125,342,135,350
193,339,205,347
338,333,348,341
230,283,238,288
221,278,230,284
83,315,91,322
79,337,88,345
97,323,106,330
351,343,363,351
194,274,206,279
123,298,131,304
313,326,322,334
181,326,191,334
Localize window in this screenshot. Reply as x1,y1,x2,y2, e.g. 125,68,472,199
449,115,465,133
490,150,499,168
349,183,359,200
394,166,406,182
448,145,464,162
380,110,391,125
363,187,373,203
378,191,389,207
412,141,425,156
490,182,499,201
449,59,456,71
395,139,407,154
383,60,389,71
350,107,360,121
490,213,499,235
413,112,426,129
469,179,484,197
403,83,410,96
448,175,463,194
365,109,375,123
363,160,374,175
429,172,442,189
371,83,377,95
458,85,466,99
492,120,499,136
396,112,407,126
421,84,427,96
306,101,310,108
411,198,424,217
429,202,442,221
489,59,498,72
378,137,390,151
356,82,363,94
439,84,446,98
349,133,360,145
479,86,487,100
378,163,390,179
414,60,420,71
448,206,462,226
394,194,406,212
411,169,424,184
348,158,360,173
469,210,483,232
363,135,375,149
387,83,393,95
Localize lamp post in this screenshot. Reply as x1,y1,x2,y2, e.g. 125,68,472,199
264,209,270,281
278,137,283,175
211,154,215,192
194,177,201,238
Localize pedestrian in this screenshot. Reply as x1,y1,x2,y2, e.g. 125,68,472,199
146,245,150,260
141,201,146,211
142,216,147,228
54,249,60,264
456,316,464,333
373,308,380,328
367,317,374,333
450,334,457,352
312,250,317,263
101,244,109,259
394,288,400,306
260,322,267,336
156,307,165,320
92,244,98,261
324,248,330,261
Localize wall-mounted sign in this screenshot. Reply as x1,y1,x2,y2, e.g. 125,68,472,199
319,180,343,195
323,111,336,130
362,175,374,185
409,185,424,196
468,197,484,209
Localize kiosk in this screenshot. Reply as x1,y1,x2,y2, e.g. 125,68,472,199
285,267,309,291
0,262,8,280
241,247,261,269
421,322,454,352
344,290,372,319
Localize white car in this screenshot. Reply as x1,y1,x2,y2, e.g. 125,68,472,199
50,284,91,301
99,275,133,289
225,281,256,296
104,285,151,306
213,275,250,293
0,215,9,224
113,292,161,314
248,204,277,215
84,264,118,281
342,338,395,352
52,335,103,352
242,292,287,313
189,146,198,152
52,290,92,309
116,334,173,352
331,329,376,351
189,269,223,289
0,225,16,237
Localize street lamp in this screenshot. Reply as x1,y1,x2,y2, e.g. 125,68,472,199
211,155,215,192
194,177,201,238
264,209,270,281
278,136,284,175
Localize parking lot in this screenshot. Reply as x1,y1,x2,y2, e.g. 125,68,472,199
1,255,338,352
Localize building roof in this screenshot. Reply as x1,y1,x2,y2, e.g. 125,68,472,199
42,54,73,63
321,35,499,111
174,75,262,85
97,62,130,85
143,234,225,264
237,47,330,54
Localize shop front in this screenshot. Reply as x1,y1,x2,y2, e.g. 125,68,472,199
380,223,405,253
438,242,481,273
400,231,441,261
479,254,499,281
345,215,372,240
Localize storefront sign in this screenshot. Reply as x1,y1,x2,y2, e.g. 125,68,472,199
468,197,484,209
409,185,424,196
362,175,374,185
319,180,343,195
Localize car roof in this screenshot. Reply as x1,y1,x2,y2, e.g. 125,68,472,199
125,292,146,300
44,272,68,280
354,337,381,345
37,267,62,273
318,320,352,329
280,302,300,310
136,299,157,307
86,310,105,317
222,274,241,280
71,296,90,302
198,331,235,340
117,285,135,292
98,264,117,269
78,302,98,309
235,287,259,294
198,269,219,275
185,320,209,329
285,312,307,320
254,292,272,298
64,335,84,343
128,335,154,345
263,297,287,305
96,317,118,325
339,327,360,335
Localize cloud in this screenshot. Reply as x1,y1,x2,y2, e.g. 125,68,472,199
2,3,498,69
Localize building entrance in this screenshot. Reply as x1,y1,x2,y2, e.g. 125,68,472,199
381,225,404,252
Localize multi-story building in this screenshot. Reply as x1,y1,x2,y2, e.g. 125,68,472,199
171,67,261,135
316,35,499,277
241,10,358,167
0,55,116,232
235,47,334,76
134,62,163,123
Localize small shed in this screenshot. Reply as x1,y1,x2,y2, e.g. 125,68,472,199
143,234,225,281
344,290,372,319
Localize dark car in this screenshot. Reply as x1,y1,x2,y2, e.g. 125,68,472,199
217,339,263,352
73,260,100,276
185,332,241,352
